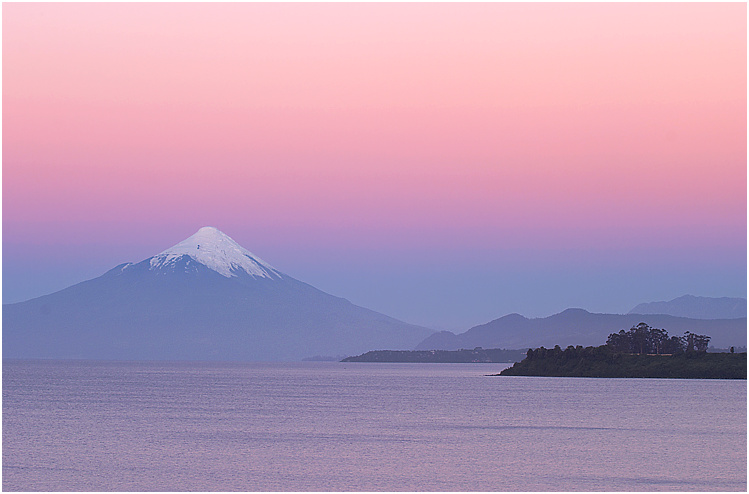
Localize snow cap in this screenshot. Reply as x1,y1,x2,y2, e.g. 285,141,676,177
150,226,281,279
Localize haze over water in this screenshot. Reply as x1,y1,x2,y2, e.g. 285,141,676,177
3,360,745,491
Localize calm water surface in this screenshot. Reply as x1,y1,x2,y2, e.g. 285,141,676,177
3,360,746,491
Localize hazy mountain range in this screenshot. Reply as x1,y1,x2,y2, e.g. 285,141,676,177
628,295,746,320
3,227,434,361
4,227,746,360
415,309,746,351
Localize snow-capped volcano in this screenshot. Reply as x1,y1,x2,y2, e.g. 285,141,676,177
3,227,435,361
149,227,281,279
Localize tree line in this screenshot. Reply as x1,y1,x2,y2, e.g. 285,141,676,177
503,345,745,379
501,324,747,379
605,322,710,355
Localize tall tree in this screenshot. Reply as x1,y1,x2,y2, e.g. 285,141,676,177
606,324,706,355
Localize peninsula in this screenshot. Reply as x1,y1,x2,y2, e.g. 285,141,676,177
342,347,526,363
497,323,747,379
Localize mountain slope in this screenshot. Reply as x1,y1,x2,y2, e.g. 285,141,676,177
3,227,434,361
415,309,747,351
628,295,747,320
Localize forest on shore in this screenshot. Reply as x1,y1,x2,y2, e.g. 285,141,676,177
498,323,747,379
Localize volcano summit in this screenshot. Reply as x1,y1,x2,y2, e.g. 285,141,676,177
149,227,283,279
3,227,434,361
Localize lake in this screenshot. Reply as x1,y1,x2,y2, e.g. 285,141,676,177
3,360,746,491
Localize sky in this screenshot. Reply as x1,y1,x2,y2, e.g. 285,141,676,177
3,3,746,331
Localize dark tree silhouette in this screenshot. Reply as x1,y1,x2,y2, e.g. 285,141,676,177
606,324,710,355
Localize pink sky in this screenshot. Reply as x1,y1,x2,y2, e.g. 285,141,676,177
3,3,746,327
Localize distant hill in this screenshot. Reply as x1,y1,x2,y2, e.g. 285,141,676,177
628,295,747,319
415,309,747,351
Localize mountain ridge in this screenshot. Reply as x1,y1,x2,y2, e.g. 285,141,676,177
628,295,746,320
415,308,747,351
